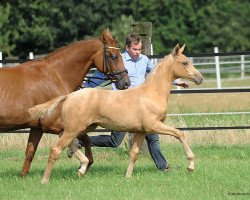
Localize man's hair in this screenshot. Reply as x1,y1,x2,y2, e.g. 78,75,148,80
126,33,141,47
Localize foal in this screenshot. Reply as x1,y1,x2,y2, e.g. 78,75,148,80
29,44,203,183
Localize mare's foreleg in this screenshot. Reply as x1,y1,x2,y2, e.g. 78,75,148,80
68,138,90,177
126,133,145,178
20,128,43,177
41,131,84,184
152,122,195,172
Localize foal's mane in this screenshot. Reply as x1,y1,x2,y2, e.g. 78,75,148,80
145,53,172,81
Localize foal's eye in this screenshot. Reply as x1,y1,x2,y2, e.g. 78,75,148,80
182,62,188,66
111,54,118,60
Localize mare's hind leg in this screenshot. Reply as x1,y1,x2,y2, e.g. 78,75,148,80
152,122,195,172
41,131,84,184
68,138,89,177
126,133,145,178
78,134,93,171
20,128,43,177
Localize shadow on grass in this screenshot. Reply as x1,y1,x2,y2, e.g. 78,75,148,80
0,163,169,181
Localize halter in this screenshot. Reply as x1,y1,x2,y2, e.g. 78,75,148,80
84,44,128,87
103,44,128,81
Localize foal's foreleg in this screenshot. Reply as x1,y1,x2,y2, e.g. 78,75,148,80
126,133,145,178
152,122,195,172
41,131,82,184
20,128,43,177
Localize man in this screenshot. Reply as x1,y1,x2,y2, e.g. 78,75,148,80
68,33,189,171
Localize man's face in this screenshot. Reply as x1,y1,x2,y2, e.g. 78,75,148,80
126,41,142,61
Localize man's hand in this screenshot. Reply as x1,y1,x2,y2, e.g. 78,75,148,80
175,80,190,89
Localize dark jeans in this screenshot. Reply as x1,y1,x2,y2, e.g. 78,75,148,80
80,131,168,171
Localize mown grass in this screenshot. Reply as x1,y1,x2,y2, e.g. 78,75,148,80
0,144,249,200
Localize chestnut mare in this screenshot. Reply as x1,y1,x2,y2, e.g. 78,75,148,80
29,44,203,183
0,28,130,177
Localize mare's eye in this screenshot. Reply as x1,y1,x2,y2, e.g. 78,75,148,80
111,54,118,60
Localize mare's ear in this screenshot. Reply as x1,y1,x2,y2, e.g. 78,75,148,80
100,28,113,44
171,44,180,57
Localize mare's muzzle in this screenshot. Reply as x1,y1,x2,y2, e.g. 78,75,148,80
108,69,131,90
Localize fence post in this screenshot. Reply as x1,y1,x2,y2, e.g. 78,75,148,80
29,52,34,60
0,52,2,68
127,22,152,154
131,22,152,55
214,47,221,89
241,55,245,79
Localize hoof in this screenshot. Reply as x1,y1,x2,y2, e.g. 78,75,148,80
77,170,85,177
41,179,49,184
187,167,194,173
20,173,29,178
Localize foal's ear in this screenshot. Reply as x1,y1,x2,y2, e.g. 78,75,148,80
171,43,180,57
179,44,186,54
171,44,186,56
100,28,113,44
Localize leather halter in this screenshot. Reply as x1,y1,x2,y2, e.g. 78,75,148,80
103,44,128,82
84,45,128,87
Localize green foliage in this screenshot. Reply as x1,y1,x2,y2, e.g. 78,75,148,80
0,0,249,57
0,3,17,57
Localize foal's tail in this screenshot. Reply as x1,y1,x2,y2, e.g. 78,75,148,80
29,95,67,120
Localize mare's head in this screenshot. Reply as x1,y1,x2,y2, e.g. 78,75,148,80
171,44,203,85
93,29,130,89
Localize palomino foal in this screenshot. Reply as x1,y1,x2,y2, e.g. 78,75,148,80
29,44,203,183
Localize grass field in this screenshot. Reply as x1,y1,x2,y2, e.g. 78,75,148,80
0,144,249,200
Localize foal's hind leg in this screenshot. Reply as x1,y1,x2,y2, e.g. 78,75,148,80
41,131,84,184
78,134,93,171
20,128,43,177
68,138,89,177
152,122,195,172
126,133,145,178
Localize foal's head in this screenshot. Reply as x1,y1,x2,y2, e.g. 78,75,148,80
93,29,130,90
171,44,203,85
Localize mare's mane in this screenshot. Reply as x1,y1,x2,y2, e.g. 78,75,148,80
38,39,99,61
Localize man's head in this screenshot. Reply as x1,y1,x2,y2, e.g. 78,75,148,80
125,33,142,61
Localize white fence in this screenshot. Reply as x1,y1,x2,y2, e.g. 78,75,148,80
151,48,250,88
1,48,250,89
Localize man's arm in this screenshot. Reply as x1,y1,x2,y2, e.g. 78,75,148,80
173,79,190,88
83,71,107,88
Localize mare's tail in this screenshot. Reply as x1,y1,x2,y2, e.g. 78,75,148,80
29,96,67,120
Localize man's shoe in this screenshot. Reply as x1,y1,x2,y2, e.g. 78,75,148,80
67,148,74,158
162,165,171,172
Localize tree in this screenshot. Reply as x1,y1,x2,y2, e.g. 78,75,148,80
1,0,250,57
0,3,17,57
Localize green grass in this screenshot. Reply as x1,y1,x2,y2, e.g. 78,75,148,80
0,144,249,200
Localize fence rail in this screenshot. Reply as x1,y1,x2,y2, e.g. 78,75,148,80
1,50,250,132
1,88,249,134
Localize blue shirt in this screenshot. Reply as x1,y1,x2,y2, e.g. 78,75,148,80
84,51,153,88
120,51,153,88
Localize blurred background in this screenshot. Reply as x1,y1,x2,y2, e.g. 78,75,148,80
1,0,250,58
